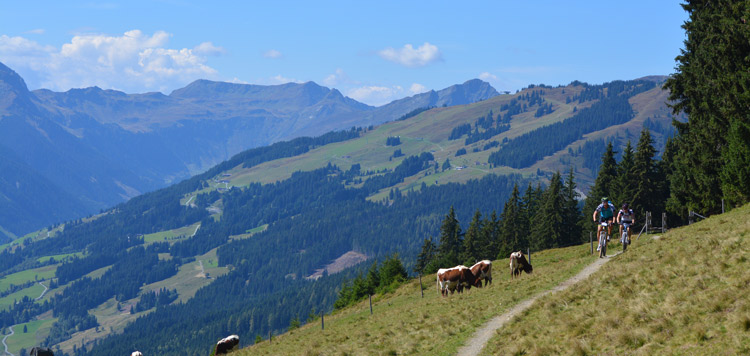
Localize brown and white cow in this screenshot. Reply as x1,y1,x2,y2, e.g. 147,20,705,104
131,352,143,356
470,260,492,287
509,251,533,279
437,266,478,296
214,334,239,355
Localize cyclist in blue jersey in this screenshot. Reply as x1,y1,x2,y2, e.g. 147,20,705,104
593,197,615,251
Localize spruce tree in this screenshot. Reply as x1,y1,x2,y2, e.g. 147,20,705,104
415,237,437,274
584,142,618,227
499,184,525,257
561,168,583,245
614,141,635,207
663,0,750,216
530,172,564,250
462,210,483,264
482,210,500,259
632,128,662,217
437,206,462,266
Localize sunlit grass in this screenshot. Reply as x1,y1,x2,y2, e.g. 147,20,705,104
481,203,750,355
236,244,596,355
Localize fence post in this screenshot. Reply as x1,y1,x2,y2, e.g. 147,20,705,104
419,274,423,298
269,330,272,343
527,247,530,264
722,199,725,214
369,294,373,315
662,212,667,233
321,312,324,330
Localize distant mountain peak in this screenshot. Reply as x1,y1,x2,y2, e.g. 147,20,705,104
0,61,30,94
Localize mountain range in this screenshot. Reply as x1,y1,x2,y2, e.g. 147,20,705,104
0,61,499,241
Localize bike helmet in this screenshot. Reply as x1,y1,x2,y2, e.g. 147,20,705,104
622,203,629,209
601,197,608,202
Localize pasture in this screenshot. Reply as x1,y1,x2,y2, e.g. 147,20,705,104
0,264,57,293
238,244,593,356
4,317,57,356
482,204,750,355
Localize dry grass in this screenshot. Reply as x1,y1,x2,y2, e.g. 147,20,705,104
234,244,594,356
481,204,750,355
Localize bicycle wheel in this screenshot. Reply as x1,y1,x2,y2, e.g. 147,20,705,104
599,231,606,258
622,231,628,252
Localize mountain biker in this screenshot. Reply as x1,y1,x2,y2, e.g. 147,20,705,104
617,203,635,245
593,197,615,251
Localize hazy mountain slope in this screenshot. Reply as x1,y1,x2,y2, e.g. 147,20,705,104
1,59,499,237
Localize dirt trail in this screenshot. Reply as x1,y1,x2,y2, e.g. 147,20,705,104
34,281,48,301
2,325,14,356
456,252,621,356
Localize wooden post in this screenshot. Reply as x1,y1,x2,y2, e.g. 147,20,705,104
269,330,272,343
419,274,424,298
722,199,725,214
321,312,324,330
369,294,373,315
662,212,667,233
527,247,530,264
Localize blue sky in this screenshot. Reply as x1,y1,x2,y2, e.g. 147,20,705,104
0,1,688,106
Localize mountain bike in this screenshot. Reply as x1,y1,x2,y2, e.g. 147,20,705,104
621,222,631,252
598,221,609,258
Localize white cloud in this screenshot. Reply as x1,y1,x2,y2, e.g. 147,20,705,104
25,29,45,35
193,42,225,56
269,74,302,84
347,85,407,106
322,68,356,87
479,72,498,82
0,30,222,93
378,42,442,68
409,83,427,94
263,49,282,59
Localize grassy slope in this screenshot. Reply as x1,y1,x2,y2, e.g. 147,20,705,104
201,84,672,199
482,204,750,355
236,244,595,356
4,317,57,355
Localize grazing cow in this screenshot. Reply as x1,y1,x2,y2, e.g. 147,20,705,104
509,251,533,279
470,260,492,287
214,334,240,355
131,352,143,356
30,347,54,356
437,266,478,296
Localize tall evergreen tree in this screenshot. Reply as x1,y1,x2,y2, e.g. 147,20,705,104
561,168,583,245
614,141,635,207
414,237,437,274
584,142,618,228
530,171,564,250
482,210,500,260
499,184,526,257
663,0,750,216
437,206,462,266
462,210,483,264
632,128,662,217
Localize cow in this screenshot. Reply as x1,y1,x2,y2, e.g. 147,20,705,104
437,266,478,296
214,334,240,355
509,251,533,279
131,352,143,356
30,347,54,356
470,260,492,287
